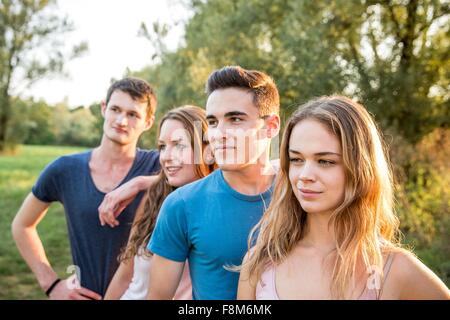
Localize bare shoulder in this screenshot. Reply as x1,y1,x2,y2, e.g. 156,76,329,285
383,249,450,299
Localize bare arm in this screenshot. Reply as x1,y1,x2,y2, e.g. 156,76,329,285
384,251,450,300
104,197,147,299
99,175,159,227
12,193,101,300
237,253,257,300
104,258,134,300
12,193,56,292
147,254,185,300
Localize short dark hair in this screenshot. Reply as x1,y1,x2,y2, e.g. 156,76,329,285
106,77,157,118
205,66,280,116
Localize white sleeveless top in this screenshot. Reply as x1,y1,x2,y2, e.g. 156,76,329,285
120,252,192,300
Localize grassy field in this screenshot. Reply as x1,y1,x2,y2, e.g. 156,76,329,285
0,145,86,299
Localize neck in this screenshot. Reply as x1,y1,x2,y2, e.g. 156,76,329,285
94,135,137,164
222,151,275,195
302,211,336,254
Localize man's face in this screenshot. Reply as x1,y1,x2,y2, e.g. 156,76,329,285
101,90,153,146
206,87,274,171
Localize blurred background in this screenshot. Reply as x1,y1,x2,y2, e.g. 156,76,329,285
0,0,448,299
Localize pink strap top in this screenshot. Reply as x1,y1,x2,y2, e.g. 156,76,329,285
256,254,395,300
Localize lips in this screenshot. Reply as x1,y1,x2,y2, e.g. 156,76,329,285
165,166,182,176
113,127,128,134
296,181,322,197
299,188,321,194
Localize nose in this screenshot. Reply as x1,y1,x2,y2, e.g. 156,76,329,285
298,161,316,183
207,122,229,146
115,113,128,126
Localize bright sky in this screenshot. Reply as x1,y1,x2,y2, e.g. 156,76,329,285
25,0,190,107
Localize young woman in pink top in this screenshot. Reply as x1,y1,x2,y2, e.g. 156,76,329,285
104,105,215,300
237,96,450,300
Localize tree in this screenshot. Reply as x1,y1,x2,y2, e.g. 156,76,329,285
137,0,448,142
14,98,56,145
323,0,450,142
0,0,87,152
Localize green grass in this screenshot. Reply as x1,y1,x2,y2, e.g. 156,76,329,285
0,145,87,299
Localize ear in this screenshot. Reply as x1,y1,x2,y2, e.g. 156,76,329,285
264,114,281,139
101,101,107,117
144,115,155,131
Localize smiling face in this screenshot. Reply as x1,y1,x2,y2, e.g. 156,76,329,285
102,90,153,145
205,87,274,171
288,119,346,216
158,119,199,187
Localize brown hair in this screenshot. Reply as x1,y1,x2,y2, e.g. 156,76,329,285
205,66,280,116
106,77,157,119
119,105,215,261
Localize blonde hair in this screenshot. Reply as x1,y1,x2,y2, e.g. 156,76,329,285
119,105,215,262
244,95,403,299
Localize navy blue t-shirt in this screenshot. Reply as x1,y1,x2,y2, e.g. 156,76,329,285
32,149,159,296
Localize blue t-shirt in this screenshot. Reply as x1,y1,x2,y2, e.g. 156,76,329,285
32,149,159,296
148,169,273,300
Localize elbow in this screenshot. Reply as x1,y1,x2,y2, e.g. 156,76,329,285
11,216,20,240
11,214,26,242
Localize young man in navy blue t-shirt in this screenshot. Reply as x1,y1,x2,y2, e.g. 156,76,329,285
12,78,159,299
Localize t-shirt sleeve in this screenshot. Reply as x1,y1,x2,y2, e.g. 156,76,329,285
148,190,190,262
31,158,63,203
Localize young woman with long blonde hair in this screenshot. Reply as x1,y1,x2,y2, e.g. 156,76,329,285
237,95,449,300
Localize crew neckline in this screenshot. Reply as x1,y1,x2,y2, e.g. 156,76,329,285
217,169,274,202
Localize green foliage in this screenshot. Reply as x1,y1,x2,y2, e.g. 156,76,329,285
136,0,448,142
8,98,101,147
0,0,88,152
390,128,450,283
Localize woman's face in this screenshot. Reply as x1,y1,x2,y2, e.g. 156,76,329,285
158,119,199,187
288,119,346,216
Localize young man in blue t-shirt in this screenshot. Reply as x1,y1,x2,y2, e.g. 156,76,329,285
12,78,160,299
147,66,281,300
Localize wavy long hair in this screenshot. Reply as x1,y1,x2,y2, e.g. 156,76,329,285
244,95,403,299
119,105,215,262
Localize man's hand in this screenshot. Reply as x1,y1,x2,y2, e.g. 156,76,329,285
48,275,102,300
98,180,139,227
98,175,159,227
